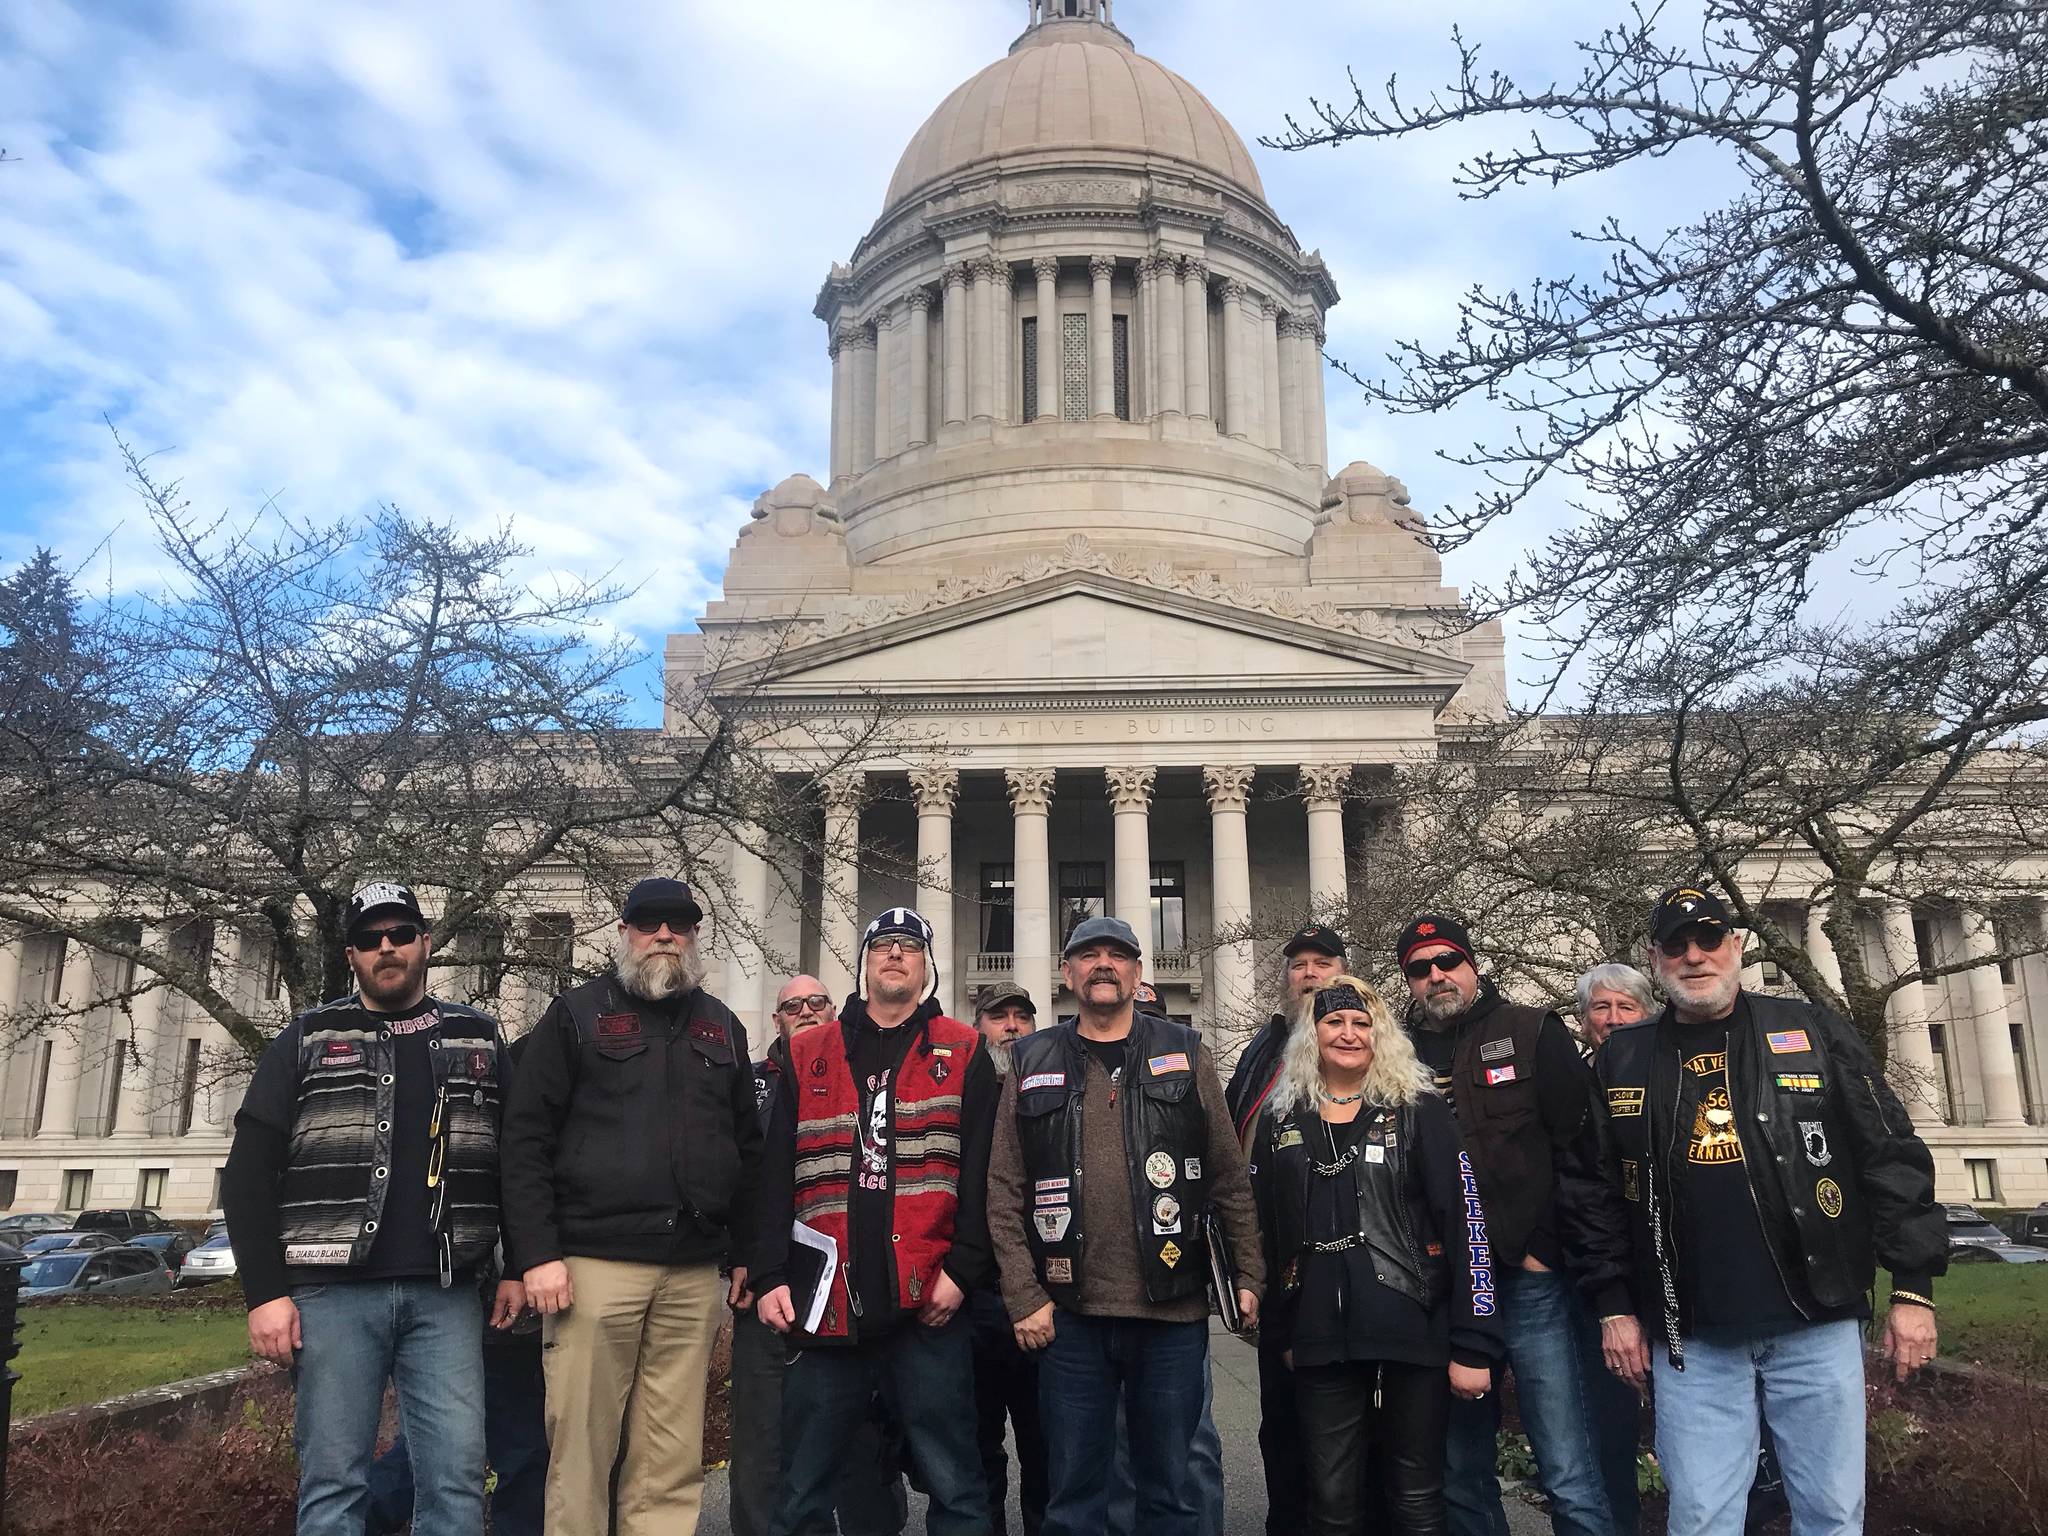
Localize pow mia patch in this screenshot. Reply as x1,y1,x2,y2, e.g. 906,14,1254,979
1607,1087,1645,1118
1479,1038,1515,1062
1799,1121,1831,1168
1816,1178,1844,1219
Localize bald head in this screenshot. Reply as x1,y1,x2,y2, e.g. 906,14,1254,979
773,974,835,1041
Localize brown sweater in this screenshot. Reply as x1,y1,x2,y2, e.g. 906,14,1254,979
989,1036,1264,1324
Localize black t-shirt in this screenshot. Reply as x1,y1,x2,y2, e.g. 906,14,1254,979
359,997,441,1281
1670,1007,1802,1332
1081,1035,1127,1102
848,1016,920,1335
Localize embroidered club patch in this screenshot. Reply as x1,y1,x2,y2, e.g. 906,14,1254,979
1775,1072,1823,1093
1020,1072,1066,1093
1045,1258,1073,1284
285,1242,353,1266
470,1050,491,1075
595,1014,640,1038
1479,1038,1515,1062
928,1058,950,1084
1363,1144,1386,1163
1607,1087,1645,1117
320,1043,363,1068
1622,1158,1640,1203
1275,1129,1303,1149
1184,1157,1203,1181
1034,1176,1070,1194
689,1020,724,1047
1767,1030,1812,1054
1145,1151,1177,1188
811,1057,827,1077
1158,1240,1183,1269
1816,1178,1844,1218
1035,1190,1070,1207
1034,1209,1072,1242
1800,1121,1832,1167
1148,1052,1190,1075
1485,1065,1518,1086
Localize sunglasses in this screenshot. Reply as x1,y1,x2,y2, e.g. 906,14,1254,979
777,994,832,1016
1657,924,1729,959
868,937,927,956
627,914,696,936
1403,952,1468,981
349,924,421,952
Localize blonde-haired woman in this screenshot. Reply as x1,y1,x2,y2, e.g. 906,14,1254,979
1249,976,1503,1536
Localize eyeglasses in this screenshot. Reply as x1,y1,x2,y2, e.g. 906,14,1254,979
1657,925,1729,959
349,924,421,952
868,937,927,956
1403,953,1467,981
628,915,696,936
777,994,832,1016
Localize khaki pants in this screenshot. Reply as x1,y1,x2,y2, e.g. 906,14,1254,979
541,1256,725,1536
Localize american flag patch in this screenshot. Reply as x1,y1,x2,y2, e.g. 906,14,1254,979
1767,1030,1811,1054
1148,1053,1190,1075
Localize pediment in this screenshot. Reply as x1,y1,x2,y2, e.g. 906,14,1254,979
710,567,1470,704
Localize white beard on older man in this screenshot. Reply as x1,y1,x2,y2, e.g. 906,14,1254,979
613,932,708,1001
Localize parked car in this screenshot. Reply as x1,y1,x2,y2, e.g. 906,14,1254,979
0,1241,23,1265
176,1230,237,1286
1997,1209,2048,1248
128,1229,199,1273
21,1246,175,1300
0,1213,74,1238
1949,1242,2048,1264
1943,1204,2013,1249
71,1208,173,1238
202,1219,229,1244
21,1231,120,1256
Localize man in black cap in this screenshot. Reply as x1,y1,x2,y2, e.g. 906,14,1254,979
223,880,518,1536
1591,887,1944,1535
989,915,1263,1536
1398,912,1637,1536
500,877,762,1536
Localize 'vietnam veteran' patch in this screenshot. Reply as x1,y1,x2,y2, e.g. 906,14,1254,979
1775,1072,1824,1093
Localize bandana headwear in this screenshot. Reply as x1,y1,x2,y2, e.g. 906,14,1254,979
1314,984,1371,1022
858,906,940,1004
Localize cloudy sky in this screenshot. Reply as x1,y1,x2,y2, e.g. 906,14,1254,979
0,0,1705,711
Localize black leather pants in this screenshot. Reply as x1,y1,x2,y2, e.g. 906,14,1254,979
1295,1359,1450,1536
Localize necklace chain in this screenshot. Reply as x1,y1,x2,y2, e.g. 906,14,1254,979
1319,1085,1365,1105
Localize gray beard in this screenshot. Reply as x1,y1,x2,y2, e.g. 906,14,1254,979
986,1039,1014,1077
1418,986,1467,1025
614,939,707,1002
1669,970,1741,1021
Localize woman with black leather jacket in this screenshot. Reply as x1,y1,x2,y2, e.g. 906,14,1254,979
1250,976,1505,1536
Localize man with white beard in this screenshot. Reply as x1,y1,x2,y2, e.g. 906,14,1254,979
501,877,763,1536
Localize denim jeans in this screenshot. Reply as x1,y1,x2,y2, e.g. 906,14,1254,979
292,1278,485,1536
776,1315,988,1536
1040,1309,1209,1536
364,1335,548,1536
1653,1319,1864,1536
1107,1347,1224,1536
1444,1265,1618,1536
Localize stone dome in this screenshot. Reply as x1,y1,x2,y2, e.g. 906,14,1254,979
882,22,1267,216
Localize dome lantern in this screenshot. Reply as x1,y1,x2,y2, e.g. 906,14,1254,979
1016,0,1131,51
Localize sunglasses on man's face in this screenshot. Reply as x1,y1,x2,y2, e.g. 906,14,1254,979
1657,924,1729,959
349,924,421,952
777,994,832,1016
628,915,696,936
869,937,927,957
1403,952,1467,981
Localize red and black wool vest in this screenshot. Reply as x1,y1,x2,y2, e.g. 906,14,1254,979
787,1012,979,1338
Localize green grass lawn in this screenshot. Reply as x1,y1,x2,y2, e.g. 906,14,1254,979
11,1300,255,1420
1876,1262,2048,1365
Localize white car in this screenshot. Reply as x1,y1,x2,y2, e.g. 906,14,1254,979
176,1230,238,1286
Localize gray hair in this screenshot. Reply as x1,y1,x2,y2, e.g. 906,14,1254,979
1575,962,1656,1018
1267,974,1435,1119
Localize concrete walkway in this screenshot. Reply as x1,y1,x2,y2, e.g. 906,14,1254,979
695,1320,1552,1534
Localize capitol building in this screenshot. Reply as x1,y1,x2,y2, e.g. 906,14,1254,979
1,0,2043,1216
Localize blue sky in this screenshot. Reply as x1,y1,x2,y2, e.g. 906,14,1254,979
0,0,1719,711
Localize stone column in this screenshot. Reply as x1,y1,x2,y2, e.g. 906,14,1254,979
196,926,252,1133
1218,278,1247,438
906,289,932,449
111,927,166,1137
943,264,971,427
1137,255,1157,418
1006,768,1057,1001
910,766,960,1018
1033,257,1060,421
872,304,897,463
849,326,877,475
1204,766,1257,1038
1804,904,1846,996
1300,763,1351,916
0,938,22,1124
1307,316,1329,474
1089,256,1116,420
1106,768,1157,949
36,936,94,1139
1277,314,1306,462
728,830,774,1055
828,326,850,483
1260,298,1283,452
1182,259,1213,422
818,771,866,1008
1154,256,1185,418
1880,903,1944,1123
993,262,1015,423
1961,905,2027,1125
970,258,996,422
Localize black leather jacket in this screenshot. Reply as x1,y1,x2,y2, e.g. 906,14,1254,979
1592,992,1946,1364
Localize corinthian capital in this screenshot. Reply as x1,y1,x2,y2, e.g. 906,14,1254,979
1105,766,1157,812
1202,764,1256,812
1005,766,1057,814
905,287,934,314
1033,255,1062,282
1299,763,1353,805
818,769,867,813
1218,277,1248,305
945,261,973,291
1181,256,1209,284
909,764,961,816
1088,254,1117,282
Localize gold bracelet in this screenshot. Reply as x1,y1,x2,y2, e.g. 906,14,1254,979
1889,1290,1936,1311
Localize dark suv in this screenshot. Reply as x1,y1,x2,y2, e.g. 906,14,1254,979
71,1209,173,1238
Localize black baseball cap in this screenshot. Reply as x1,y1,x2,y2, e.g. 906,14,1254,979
347,880,427,936
620,877,704,928
1063,915,1143,959
976,984,1036,1018
1283,925,1347,960
1648,887,1733,945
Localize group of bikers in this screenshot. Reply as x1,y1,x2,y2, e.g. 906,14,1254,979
224,874,1947,1536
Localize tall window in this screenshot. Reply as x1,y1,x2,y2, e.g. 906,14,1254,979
1150,862,1187,955
1967,1158,1999,1202
175,1038,201,1136
138,1168,168,1209
1022,316,1039,422
1058,863,1106,944
1062,315,1089,420
60,1169,92,1211
262,939,285,1000
30,1041,53,1136
2014,1022,2034,1120
1929,1021,1955,1120
1112,314,1131,420
0,1171,17,1210
980,866,1016,954
1913,915,1936,976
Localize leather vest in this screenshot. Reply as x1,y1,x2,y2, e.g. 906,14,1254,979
1011,1015,1211,1305
1440,992,1554,1262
